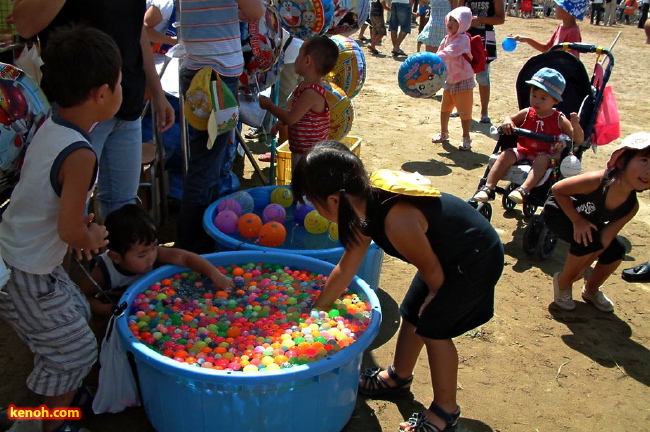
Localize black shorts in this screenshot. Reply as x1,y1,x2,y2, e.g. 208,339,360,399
544,211,625,265
399,243,504,340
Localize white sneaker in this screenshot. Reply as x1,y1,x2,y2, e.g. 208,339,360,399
582,287,614,312
458,137,472,151
553,272,575,311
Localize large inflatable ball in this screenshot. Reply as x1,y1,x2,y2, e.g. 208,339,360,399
322,81,354,141
0,63,50,188
326,35,366,98
240,4,285,91
398,52,447,99
278,0,334,39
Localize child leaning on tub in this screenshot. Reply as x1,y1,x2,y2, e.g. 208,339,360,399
432,6,476,151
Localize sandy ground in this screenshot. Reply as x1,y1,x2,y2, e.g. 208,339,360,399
1,15,649,432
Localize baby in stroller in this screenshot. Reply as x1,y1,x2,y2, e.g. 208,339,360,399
473,67,584,205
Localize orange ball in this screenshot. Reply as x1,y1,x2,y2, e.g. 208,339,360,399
237,213,263,238
257,222,287,247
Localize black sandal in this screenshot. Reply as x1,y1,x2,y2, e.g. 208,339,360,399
622,261,650,282
358,364,413,397
399,402,461,431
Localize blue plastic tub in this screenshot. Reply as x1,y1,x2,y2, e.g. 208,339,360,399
203,185,384,290
117,251,381,432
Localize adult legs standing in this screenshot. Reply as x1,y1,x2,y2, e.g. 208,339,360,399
639,1,649,28
603,0,617,24
177,69,238,253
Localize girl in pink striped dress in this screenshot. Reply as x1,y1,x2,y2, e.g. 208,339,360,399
260,36,339,168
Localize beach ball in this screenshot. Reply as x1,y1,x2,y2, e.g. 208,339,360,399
279,0,335,39
560,154,582,178
329,222,339,241
270,186,294,208
231,191,255,214
326,35,366,98
258,222,287,247
398,52,447,99
0,63,50,186
322,81,354,141
214,210,239,234
502,37,518,53
217,198,243,217
238,213,263,238
304,210,329,234
294,203,315,226
263,203,287,224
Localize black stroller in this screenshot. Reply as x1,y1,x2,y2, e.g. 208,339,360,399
467,43,615,260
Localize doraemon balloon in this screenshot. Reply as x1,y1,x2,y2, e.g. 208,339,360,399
398,52,447,99
0,63,50,187
279,0,335,39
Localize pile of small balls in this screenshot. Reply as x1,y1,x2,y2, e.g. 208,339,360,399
127,262,372,372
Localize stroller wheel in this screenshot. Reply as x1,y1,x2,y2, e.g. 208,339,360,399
523,217,542,255
477,202,492,221
466,198,479,209
523,203,538,217
537,225,558,260
502,183,517,211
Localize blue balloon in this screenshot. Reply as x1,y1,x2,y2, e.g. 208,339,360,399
502,37,518,53
397,52,447,99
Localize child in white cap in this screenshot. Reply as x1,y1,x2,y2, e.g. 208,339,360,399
544,132,650,312
473,67,583,204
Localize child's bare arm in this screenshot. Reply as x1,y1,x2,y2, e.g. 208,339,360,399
569,113,584,144
501,108,528,134
513,35,551,52
260,89,321,126
58,148,109,257
157,247,235,290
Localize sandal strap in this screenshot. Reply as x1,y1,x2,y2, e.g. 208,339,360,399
515,186,529,197
387,364,414,388
428,402,461,427
402,412,443,432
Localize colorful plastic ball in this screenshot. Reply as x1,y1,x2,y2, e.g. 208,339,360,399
247,187,271,209
257,222,287,247
502,37,518,53
217,198,243,216
398,52,447,99
262,203,287,224
230,191,255,214
322,81,354,141
237,213,263,238
270,186,294,208
214,210,239,234
304,210,329,234
326,35,366,98
328,222,339,241
293,204,315,226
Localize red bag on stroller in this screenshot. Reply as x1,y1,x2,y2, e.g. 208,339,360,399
592,85,620,145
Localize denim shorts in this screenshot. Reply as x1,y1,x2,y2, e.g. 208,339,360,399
475,62,491,86
389,2,412,33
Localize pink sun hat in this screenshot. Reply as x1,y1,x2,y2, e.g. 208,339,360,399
607,132,650,169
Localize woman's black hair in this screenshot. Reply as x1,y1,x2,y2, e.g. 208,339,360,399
291,141,371,248
104,204,158,256
607,146,650,188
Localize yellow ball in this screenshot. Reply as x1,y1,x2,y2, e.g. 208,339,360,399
328,222,339,241
270,186,293,208
304,210,329,234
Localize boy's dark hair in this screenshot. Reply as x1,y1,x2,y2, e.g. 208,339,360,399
292,140,371,248
104,204,157,256
303,36,339,76
41,26,122,108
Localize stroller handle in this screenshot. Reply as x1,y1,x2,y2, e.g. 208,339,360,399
496,126,572,147
550,43,614,60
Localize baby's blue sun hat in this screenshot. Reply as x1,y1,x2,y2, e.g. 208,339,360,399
554,0,588,20
526,67,566,102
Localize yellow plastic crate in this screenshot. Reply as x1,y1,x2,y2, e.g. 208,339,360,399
274,135,362,185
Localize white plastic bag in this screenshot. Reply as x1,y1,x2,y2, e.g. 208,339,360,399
92,314,140,414
15,44,43,85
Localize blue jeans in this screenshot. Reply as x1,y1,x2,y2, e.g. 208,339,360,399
176,68,238,253
89,117,142,218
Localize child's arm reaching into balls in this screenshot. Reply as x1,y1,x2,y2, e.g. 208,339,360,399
157,247,235,290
